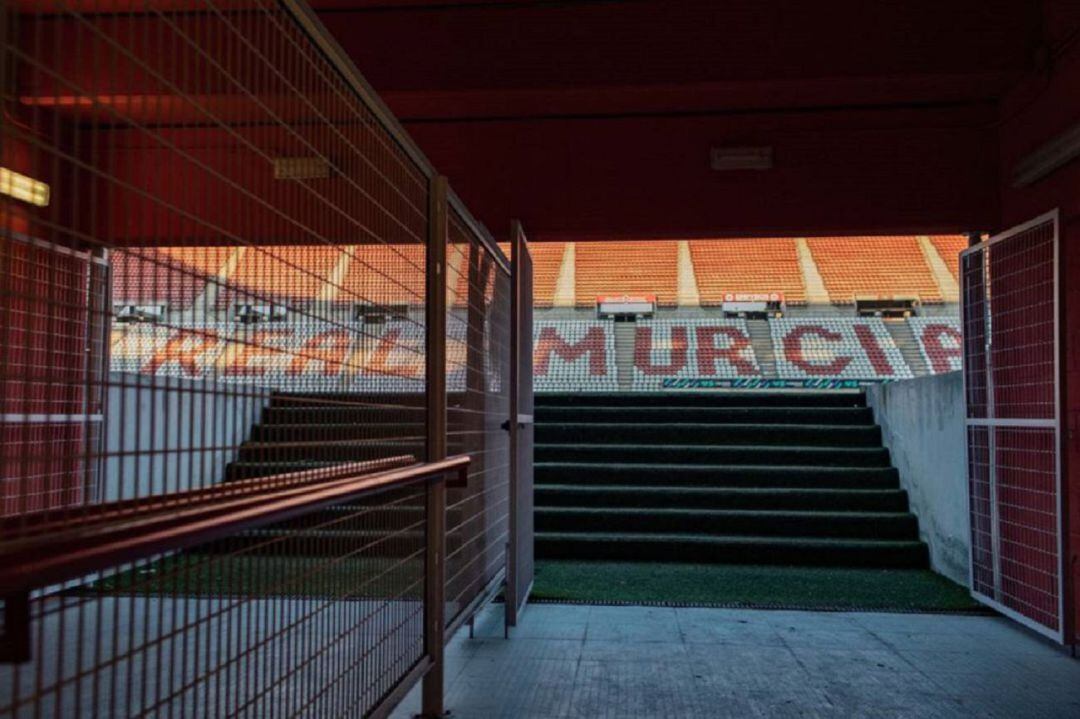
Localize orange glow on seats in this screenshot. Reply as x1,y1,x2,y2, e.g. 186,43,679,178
574,240,679,307
689,238,807,305
342,243,426,307
929,235,969,281
225,246,342,304
806,236,942,304
111,246,233,308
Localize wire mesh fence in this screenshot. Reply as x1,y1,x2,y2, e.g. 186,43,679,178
2,483,429,718
443,207,511,631
962,213,1062,641
0,0,525,716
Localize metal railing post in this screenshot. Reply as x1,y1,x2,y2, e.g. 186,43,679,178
422,175,449,718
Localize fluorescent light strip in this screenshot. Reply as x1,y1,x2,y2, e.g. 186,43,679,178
0,167,50,207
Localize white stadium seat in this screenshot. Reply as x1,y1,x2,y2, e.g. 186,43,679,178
770,318,913,380
909,317,963,374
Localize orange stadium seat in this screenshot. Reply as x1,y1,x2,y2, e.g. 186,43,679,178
575,240,679,307
689,238,807,305
221,245,343,306
112,246,234,308
462,241,563,307
341,243,426,307
528,242,565,307
806,236,942,304
929,235,968,281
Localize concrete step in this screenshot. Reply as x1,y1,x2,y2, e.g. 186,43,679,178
535,392,864,408
536,405,875,425
535,443,891,468
535,507,920,540
534,462,901,489
535,532,928,567
884,319,929,376
535,485,911,512
535,422,882,448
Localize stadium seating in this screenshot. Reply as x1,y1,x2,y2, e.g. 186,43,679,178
771,318,913,380
632,319,760,389
448,242,500,309
342,243,426,308
574,241,679,307
806,236,942,304
111,247,234,308
533,320,618,392
929,235,969,281
221,246,343,307
110,319,429,393
529,242,566,307
689,239,807,305
909,317,962,374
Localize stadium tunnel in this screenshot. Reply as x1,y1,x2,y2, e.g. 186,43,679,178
0,0,1079,717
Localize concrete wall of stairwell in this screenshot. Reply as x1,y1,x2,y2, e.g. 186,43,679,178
865,372,968,585
100,372,270,502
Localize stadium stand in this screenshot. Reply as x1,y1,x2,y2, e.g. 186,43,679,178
771,318,913,380
929,235,969,281
110,319,428,392
909,317,963,374
111,246,235,308
805,236,943,304
343,243,426,307
632,319,760,389
108,238,967,391
221,245,343,306
689,238,807,305
533,320,618,391
112,316,964,390
575,241,679,307
528,242,567,307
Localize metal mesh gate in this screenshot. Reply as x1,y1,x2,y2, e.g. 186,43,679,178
962,210,1064,642
0,1,530,716
506,221,534,628
443,203,512,634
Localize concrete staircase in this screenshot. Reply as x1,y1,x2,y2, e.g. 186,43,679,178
883,319,928,376
221,392,456,557
226,393,429,480
614,322,636,389
746,319,777,376
533,392,928,567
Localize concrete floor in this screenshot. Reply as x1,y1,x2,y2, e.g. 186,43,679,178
391,602,1080,719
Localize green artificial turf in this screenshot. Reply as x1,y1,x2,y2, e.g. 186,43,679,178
530,560,982,612
89,553,423,599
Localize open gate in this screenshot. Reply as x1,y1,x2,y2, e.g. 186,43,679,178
506,220,535,629
962,209,1066,642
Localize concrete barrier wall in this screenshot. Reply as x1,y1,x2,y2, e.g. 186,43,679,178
100,372,270,501
865,372,969,585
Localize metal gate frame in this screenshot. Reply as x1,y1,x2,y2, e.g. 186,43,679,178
961,208,1067,643
506,220,535,630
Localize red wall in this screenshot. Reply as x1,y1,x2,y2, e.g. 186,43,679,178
997,2,1080,641
406,108,999,241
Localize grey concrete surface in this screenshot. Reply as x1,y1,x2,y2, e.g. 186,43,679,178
102,372,269,501
866,372,969,585
392,602,1080,719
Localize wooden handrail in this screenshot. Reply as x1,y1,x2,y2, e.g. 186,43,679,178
0,455,469,597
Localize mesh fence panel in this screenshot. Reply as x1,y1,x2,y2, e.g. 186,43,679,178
962,216,1062,640
1,483,428,718
0,0,518,715
443,208,511,630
